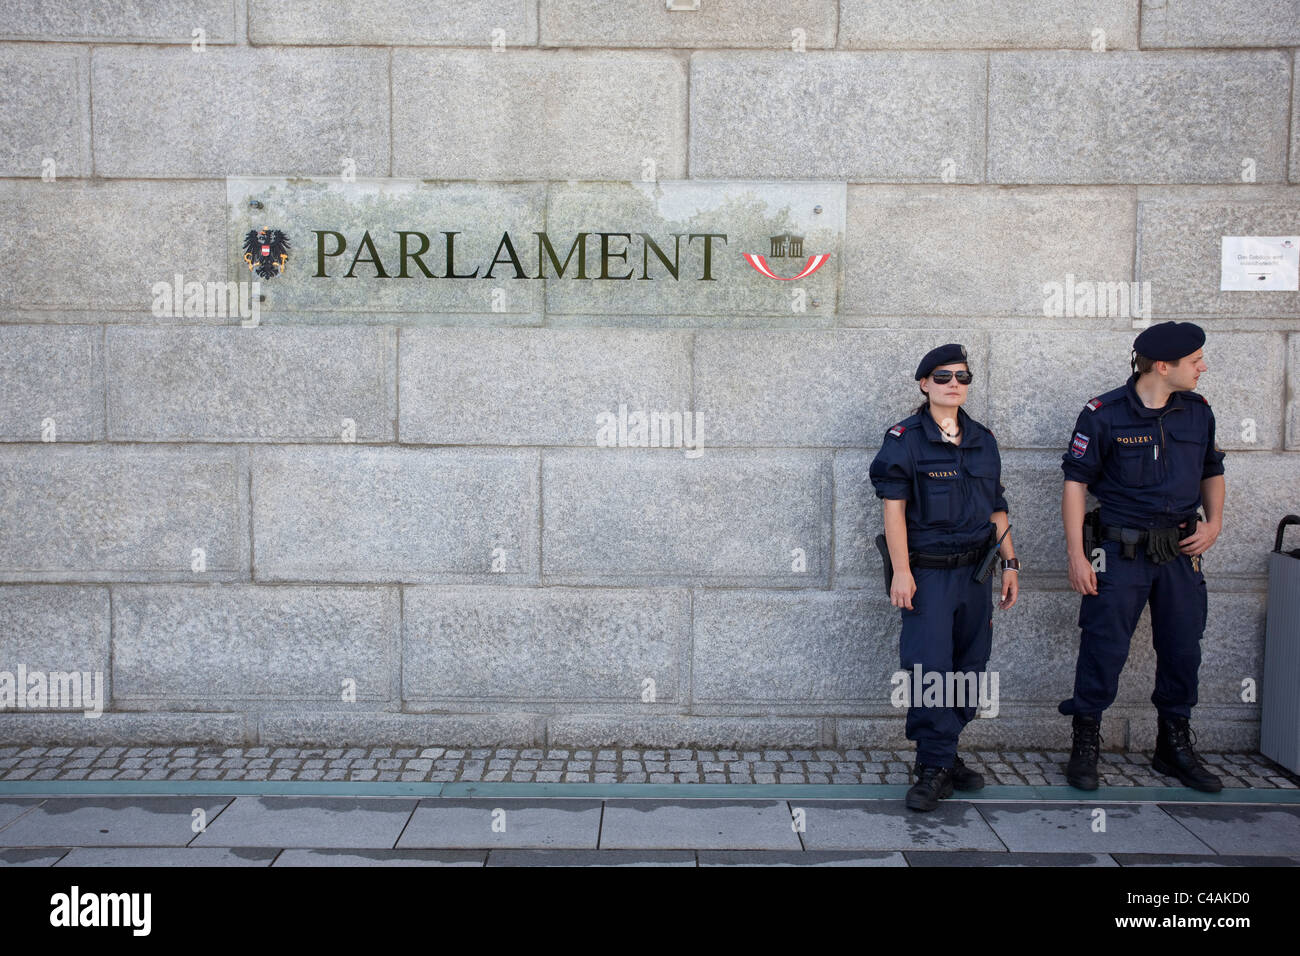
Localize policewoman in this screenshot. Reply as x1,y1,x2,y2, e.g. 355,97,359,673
869,344,1019,812
1059,321,1225,792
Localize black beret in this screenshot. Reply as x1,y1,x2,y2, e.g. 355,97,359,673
915,343,969,380
1133,321,1205,361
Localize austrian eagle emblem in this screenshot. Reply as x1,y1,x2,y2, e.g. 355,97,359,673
243,228,291,280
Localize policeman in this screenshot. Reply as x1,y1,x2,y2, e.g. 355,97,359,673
870,344,1019,812
1059,321,1225,792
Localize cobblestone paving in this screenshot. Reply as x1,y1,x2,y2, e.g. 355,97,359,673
1,746,1297,788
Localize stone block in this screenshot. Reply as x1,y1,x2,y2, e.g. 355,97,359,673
257,712,545,747
0,45,89,177
403,587,688,704
112,585,400,709
251,447,537,583
1294,53,1299,184
989,52,1291,184
399,329,691,445
987,452,1065,574
543,0,835,47
541,449,831,585
545,715,827,748
0,326,103,442
690,51,985,181
250,0,536,45
392,50,685,181
1211,454,1300,575
107,326,396,442
0,586,110,712
92,47,389,178
0,180,225,312
842,186,1133,316
0,446,248,582
839,0,1137,49
691,590,897,710
0,1,236,43
1288,335,1300,450
1140,0,1300,47
0,713,247,746
1137,187,1300,318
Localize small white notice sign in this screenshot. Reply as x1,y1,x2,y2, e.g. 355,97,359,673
1220,236,1299,291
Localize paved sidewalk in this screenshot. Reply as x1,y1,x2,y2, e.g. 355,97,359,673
1,794,1298,867
3,746,1297,789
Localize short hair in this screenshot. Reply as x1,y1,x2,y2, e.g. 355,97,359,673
1132,352,1182,375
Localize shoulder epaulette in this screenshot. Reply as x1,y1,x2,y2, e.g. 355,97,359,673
887,423,906,439
1185,392,1210,405
1085,397,1103,412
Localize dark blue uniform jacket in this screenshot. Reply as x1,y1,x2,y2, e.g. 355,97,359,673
1060,375,1226,530
869,406,1009,554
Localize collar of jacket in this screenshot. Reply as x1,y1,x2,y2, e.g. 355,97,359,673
1123,373,1185,419
919,405,983,447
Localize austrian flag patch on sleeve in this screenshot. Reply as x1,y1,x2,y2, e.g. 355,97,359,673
1071,432,1090,458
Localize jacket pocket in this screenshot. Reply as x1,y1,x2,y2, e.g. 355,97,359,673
1111,429,1158,486
917,461,957,524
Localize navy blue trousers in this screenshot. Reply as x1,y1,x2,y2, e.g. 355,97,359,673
1060,539,1208,721
899,565,994,768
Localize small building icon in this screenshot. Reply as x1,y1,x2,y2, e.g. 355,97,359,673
769,233,804,257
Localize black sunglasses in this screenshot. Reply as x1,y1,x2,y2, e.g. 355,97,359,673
930,370,973,384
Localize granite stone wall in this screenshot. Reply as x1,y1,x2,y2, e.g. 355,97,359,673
1,0,1298,751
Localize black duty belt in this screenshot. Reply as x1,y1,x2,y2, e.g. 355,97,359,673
1101,524,1188,545
1102,520,1196,564
909,547,984,569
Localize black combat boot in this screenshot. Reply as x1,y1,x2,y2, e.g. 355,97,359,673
1066,714,1102,791
906,763,954,811
1152,715,1222,793
949,754,985,791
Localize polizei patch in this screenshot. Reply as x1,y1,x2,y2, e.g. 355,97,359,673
1071,432,1090,458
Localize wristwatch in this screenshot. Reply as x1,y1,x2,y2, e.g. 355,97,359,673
1001,558,1021,572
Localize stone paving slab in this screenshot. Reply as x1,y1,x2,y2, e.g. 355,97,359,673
1112,853,1300,867
396,798,602,850
0,799,42,829
191,796,415,849
796,800,1005,851
56,847,277,867
0,796,230,847
976,803,1213,855
0,848,68,866
486,849,696,867
1159,804,1300,857
600,800,802,850
905,850,1116,867
275,848,485,866
699,849,906,867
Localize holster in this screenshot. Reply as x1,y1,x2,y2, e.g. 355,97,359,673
1120,527,1141,560
1082,508,1101,557
874,534,893,596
